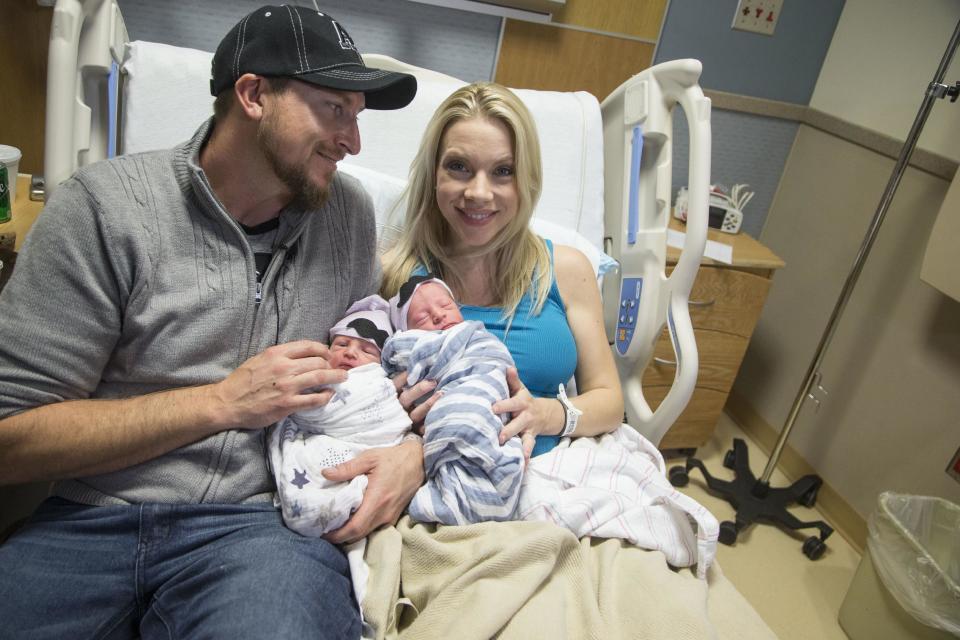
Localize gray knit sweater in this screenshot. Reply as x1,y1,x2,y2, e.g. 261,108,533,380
0,120,379,505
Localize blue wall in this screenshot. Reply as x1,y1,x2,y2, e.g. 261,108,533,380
655,0,845,104
670,110,800,238
657,0,844,234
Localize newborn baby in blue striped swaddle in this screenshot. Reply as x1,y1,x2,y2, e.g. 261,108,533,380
384,275,524,525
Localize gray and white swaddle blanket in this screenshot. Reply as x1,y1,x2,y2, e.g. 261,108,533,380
382,321,523,525
268,362,412,536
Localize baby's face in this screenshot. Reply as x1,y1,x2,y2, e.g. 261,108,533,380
328,335,381,370
407,283,463,331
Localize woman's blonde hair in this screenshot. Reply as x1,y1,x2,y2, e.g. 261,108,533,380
380,82,551,323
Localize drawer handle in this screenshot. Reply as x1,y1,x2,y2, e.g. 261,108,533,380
689,299,716,307
653,356,677,367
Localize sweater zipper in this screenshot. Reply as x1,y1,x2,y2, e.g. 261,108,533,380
249,245,287,350
251,246,290,475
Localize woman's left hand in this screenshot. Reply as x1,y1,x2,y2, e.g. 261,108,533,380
492,367,559,461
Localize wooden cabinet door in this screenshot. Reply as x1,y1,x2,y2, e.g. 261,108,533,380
687,267,772,337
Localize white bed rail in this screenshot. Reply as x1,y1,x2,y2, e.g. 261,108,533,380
44,0,126,195
600,60,711,446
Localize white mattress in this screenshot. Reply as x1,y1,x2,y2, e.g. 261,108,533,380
120,41,605,249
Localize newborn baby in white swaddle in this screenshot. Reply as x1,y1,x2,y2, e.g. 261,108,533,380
268,295,412,537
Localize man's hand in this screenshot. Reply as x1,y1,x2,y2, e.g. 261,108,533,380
211,340,347,429
322,439,425,544
392,371,442,436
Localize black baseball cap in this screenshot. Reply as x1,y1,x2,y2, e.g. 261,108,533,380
210,4,417,110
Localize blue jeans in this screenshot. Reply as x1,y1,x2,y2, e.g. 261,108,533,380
0,498,360,639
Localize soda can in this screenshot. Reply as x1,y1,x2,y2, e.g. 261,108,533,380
0,166,11,224
0,164,11,223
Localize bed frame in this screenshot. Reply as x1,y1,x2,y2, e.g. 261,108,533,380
43,0,711,448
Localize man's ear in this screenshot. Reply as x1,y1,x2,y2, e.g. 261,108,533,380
234,74,268,120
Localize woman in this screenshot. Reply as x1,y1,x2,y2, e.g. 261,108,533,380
381,82,623,459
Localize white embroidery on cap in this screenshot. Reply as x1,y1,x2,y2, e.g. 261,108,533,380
292,5,309,69
296,66,392,79
265,11,271,16
234,14,251,82
284,5,305,72
332,20,358,53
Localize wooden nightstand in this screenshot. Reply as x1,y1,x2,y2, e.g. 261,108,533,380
648,219,784,452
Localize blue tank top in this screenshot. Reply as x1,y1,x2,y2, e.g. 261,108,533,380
418,240,577,457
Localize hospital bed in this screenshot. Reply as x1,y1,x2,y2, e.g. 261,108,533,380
39,1,776,637
45,0,710,451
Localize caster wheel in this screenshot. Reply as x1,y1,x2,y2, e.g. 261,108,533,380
668,466,689,487
718,521,738,546
723,449,736,470
802,536,826,560
798,485,820,508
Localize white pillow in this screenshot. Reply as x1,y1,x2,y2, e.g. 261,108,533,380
337,164,407,256
349,81,606,250
338,164,407,228
340,164,615,280
348,56,605,251
121,41,215,155
530,218,617,279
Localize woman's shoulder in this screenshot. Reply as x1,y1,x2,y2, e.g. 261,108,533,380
551,243,595,283
530,232,590,274
550,243,600,310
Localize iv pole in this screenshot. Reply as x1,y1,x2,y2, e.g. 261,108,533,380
670,16,960,558
758,17,960,490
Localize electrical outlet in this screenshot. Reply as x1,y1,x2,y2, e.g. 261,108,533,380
948,446,960,484
0,231,15,252
732,0,783,36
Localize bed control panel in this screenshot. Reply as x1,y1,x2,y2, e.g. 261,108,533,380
615,277,643,355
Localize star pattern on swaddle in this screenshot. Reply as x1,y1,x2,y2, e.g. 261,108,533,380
292,468,310,489
292,501,302,518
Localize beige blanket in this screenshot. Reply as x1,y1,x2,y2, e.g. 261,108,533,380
362,516,776,639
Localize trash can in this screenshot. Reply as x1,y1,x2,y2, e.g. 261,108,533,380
838,492,960,639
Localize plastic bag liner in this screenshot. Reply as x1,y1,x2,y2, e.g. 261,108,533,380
867,492,960,635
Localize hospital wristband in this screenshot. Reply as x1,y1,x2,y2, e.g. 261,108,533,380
556,384,582,438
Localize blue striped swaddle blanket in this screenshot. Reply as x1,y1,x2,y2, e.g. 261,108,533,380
382,321,524,524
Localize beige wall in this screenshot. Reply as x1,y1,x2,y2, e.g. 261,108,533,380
734,0,960,520
810,0,960,163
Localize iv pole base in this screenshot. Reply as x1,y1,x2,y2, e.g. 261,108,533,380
668,438,834,560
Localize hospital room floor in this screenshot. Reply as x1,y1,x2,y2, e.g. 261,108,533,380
669,413,862,640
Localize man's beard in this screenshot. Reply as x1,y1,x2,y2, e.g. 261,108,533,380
257,110,331,210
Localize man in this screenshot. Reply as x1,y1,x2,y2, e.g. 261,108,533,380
0,6,421,638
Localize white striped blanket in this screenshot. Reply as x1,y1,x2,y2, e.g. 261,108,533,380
519,425,720,578
382,321,523,525
268,363,412,537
